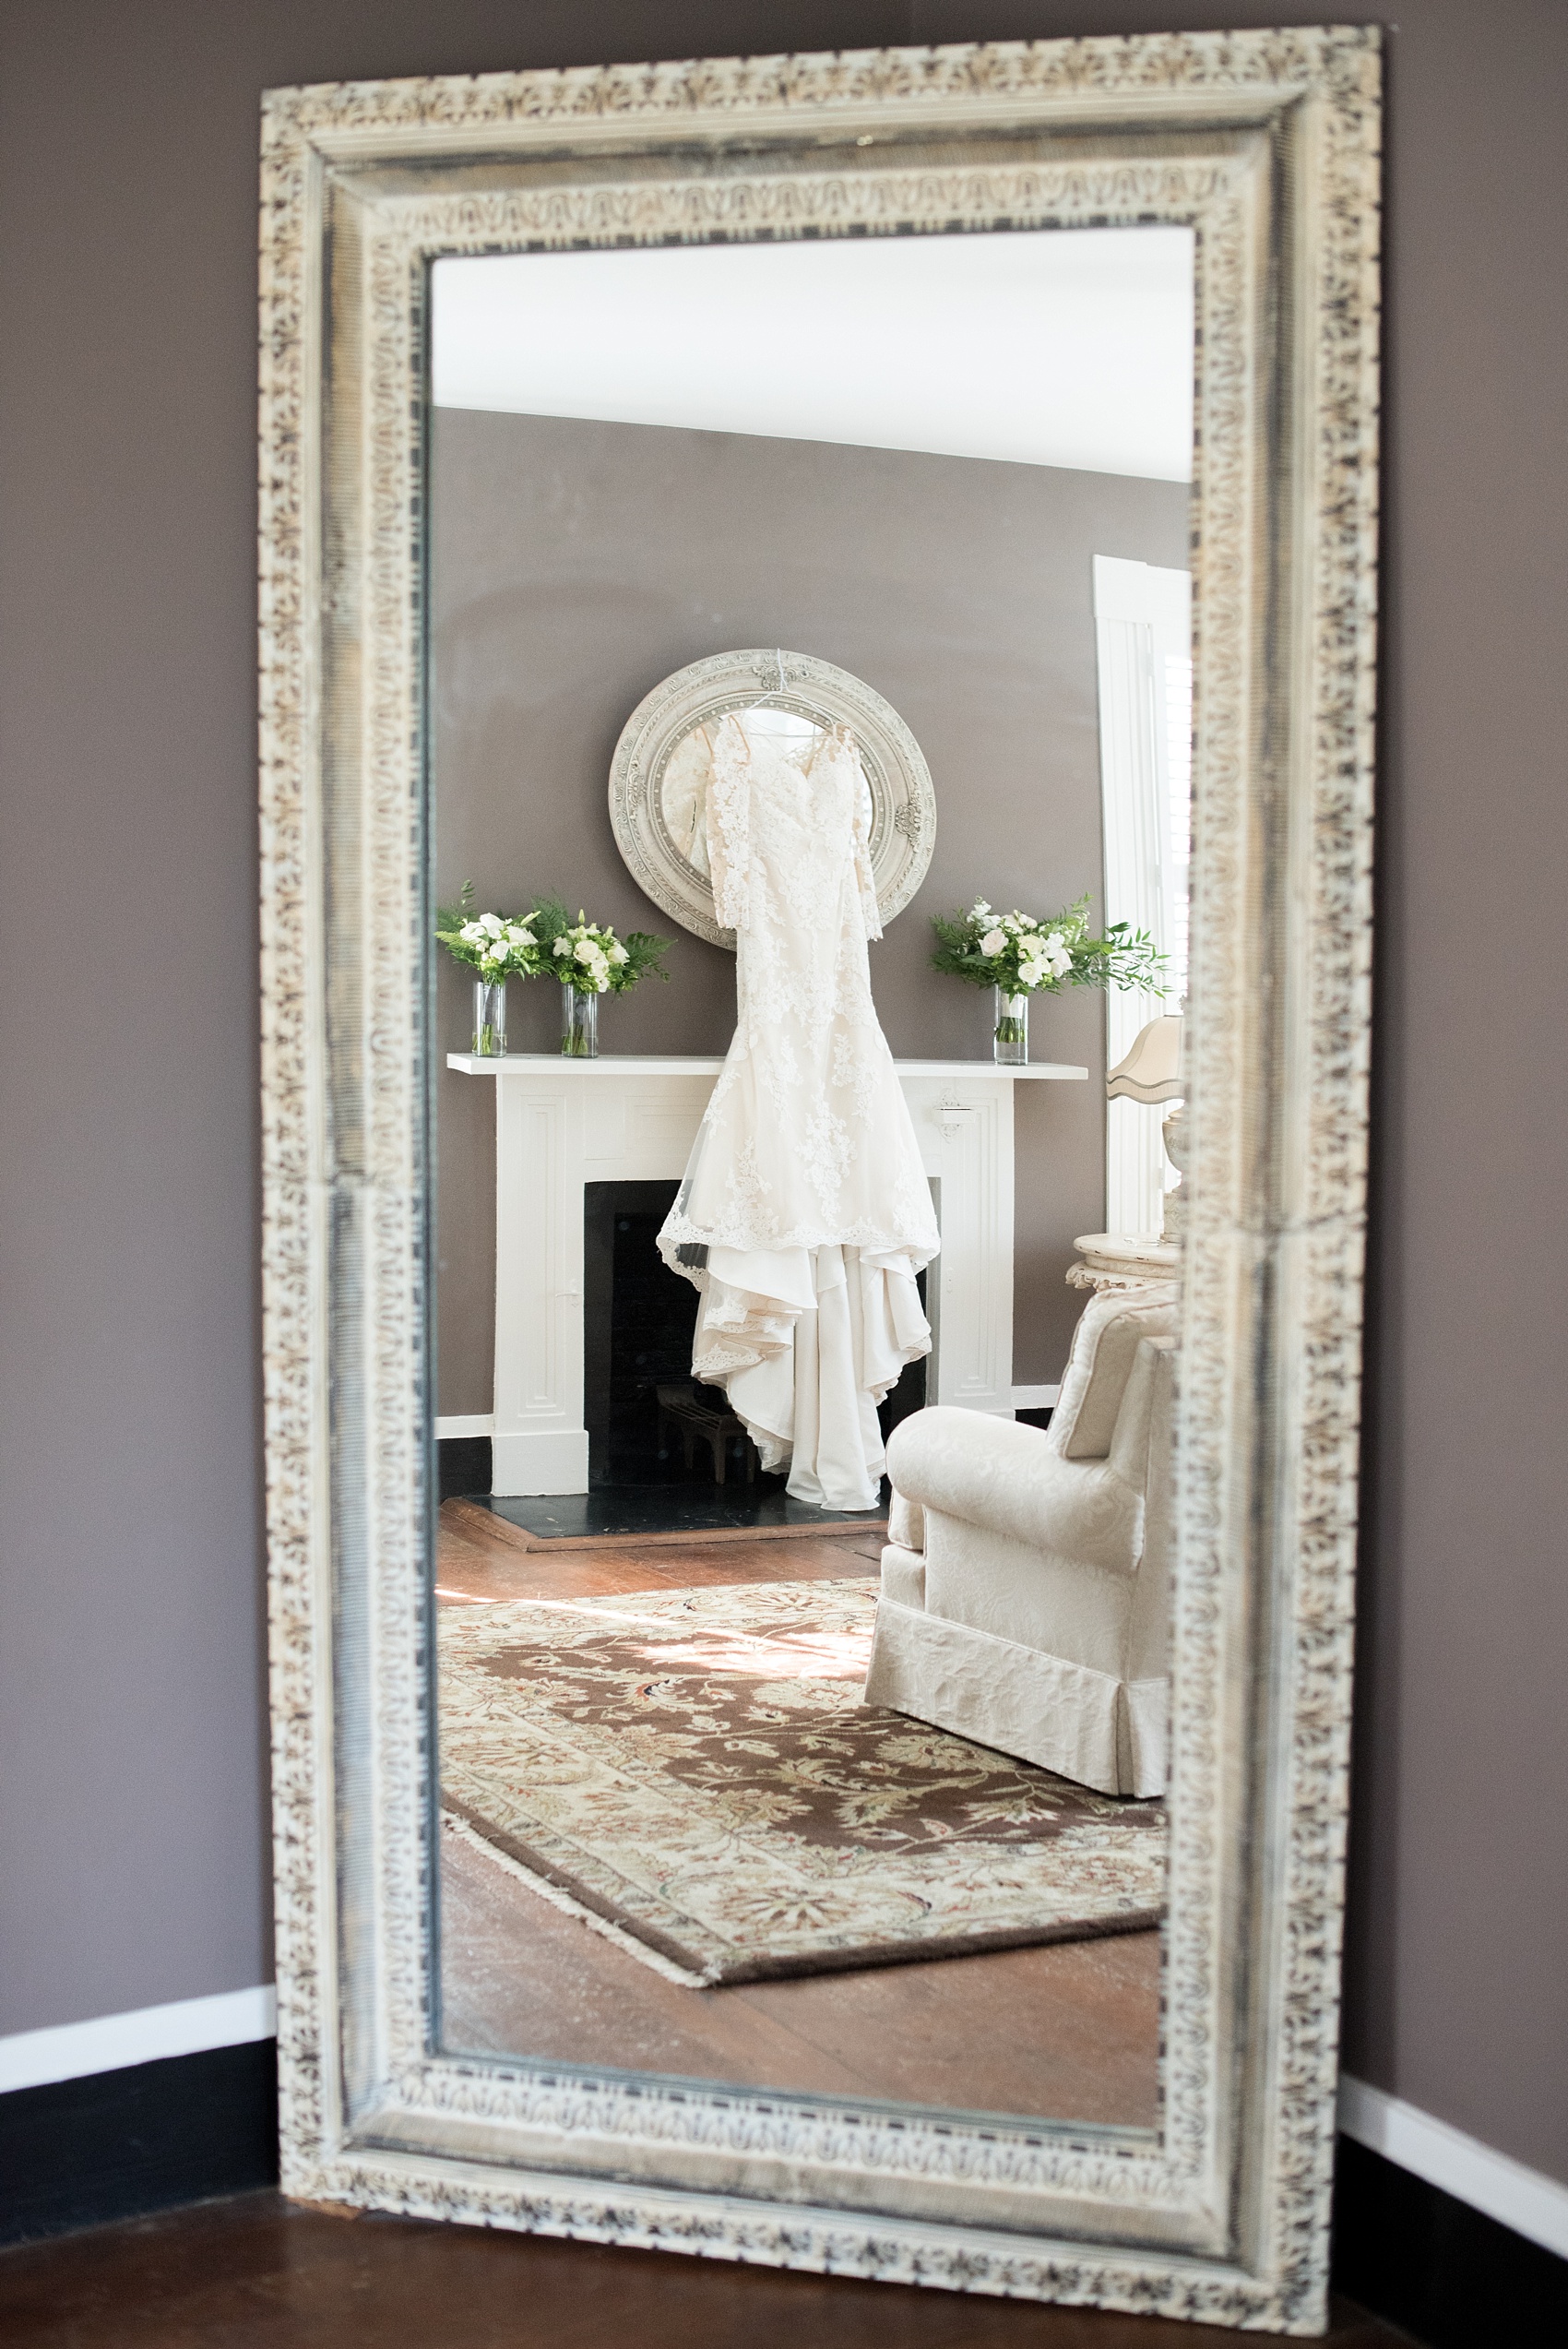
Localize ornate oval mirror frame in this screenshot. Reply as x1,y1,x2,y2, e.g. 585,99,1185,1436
257,30,1381,2332
610,650,936,948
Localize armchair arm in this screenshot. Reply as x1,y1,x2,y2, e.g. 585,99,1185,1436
887,1485,925,1554
886,1405,1142,1577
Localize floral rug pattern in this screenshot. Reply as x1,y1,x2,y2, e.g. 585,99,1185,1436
438,1579,1166,1985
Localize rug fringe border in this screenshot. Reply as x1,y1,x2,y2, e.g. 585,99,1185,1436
444,1803,1166,1989
442,1811,718,1989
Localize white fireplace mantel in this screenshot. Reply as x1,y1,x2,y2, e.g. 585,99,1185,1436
446,1053,1087,1495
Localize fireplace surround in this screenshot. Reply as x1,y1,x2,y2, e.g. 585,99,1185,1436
446,1053,1087,1496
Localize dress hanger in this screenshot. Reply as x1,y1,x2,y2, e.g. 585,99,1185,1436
741,652,821,750
744,650,790,710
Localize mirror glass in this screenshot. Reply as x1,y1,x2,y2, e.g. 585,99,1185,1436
430,221,1194,2132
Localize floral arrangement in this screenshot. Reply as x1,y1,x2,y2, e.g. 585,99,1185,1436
932,895,1167,1050
532,898,671,998
434,883,544,981
435,885,670,994
435,884,670,1056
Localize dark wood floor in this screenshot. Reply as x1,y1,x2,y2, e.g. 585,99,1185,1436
0,2192,1409,2347
435,1507,1162,2127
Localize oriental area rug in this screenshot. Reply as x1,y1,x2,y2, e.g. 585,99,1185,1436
438,1579,1166,1986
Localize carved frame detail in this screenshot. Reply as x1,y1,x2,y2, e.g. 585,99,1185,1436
258,30,1381,2333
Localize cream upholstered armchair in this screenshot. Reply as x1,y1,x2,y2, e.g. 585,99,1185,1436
862,1287,1179,1798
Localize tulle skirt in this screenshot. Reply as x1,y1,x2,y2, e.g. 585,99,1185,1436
683,1240,931,1511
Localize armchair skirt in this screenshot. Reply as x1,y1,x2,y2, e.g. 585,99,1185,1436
862,1291,1177,1798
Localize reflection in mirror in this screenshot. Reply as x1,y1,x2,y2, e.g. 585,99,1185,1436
607,645,935,948
664,701,858,888
661,721,719,875
430,223,1194,2132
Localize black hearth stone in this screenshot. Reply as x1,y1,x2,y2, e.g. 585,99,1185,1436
469,1484,887,1542
582,1179,926,1493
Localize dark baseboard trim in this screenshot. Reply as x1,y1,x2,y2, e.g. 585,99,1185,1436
1332,2135,1568,2346
438,1433,492,1501
0,2040,279,2248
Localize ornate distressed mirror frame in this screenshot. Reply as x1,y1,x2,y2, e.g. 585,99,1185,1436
258,30,1380,2332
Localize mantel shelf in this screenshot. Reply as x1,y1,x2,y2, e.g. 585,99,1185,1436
446,1053,1088,1080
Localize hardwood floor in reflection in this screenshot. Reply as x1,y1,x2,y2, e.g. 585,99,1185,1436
435,1503,1162,2129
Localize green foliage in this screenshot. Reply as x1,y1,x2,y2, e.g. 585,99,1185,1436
931,893,1168,998
434,880,544,980
436,885,671,998
533,895,671,997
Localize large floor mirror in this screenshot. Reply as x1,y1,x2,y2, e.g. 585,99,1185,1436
431,218,1193,2127
259,30,1381,2331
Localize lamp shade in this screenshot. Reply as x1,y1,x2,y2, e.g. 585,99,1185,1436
1106,1014,1183,1103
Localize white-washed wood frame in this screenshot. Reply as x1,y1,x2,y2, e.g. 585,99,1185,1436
257,30,1380,2333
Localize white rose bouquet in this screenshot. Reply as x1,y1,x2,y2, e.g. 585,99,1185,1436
435,882,546,984
436,884,670,1057
529,898,670,998
931,893,1167,1055
531,896,671,1056
434,882,548,1054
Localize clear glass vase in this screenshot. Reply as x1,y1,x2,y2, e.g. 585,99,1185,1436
992,988,1028,1066
561,984,600,1058
471,977,507,1057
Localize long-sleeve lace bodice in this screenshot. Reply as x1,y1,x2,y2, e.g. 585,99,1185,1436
660,714,937,1261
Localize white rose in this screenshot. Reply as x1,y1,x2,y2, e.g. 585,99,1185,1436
573,937,598,964
980,928,1007,957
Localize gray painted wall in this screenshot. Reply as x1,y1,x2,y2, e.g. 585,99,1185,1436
1,0,1563,2193
432,408,1188,1411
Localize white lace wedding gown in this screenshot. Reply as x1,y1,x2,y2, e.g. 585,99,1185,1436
658,710,940,1509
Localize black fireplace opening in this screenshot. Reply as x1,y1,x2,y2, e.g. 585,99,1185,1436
582,1180,926,1490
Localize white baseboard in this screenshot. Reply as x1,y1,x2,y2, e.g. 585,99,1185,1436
1339,2073,1568,2259
1011,1384,1061,1411
491,1427,591,1496
0,1985,277,2095
435,1413,494,1440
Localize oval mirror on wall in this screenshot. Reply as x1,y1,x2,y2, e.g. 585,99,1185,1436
609,648,935,948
